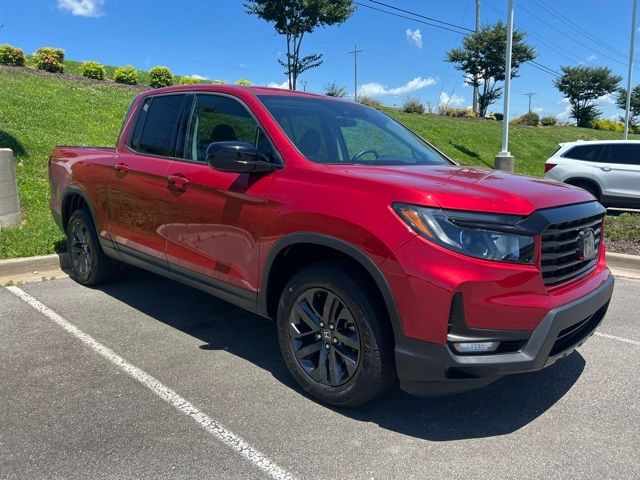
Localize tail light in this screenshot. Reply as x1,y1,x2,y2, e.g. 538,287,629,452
545,163,557,173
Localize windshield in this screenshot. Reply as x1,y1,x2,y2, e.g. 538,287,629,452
257,95,450,166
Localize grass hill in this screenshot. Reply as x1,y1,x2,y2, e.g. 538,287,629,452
0,65,637,259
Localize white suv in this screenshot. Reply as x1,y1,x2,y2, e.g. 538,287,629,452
544,140,640,208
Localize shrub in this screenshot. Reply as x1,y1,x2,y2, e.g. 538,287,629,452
80,61,106,80
323,81,347,97
148,66,173,88
493,112,504,121
589,118,624,132
33,47,64,73
0,44,25,66
235,79,253,86
179,76,202,85
512,112,540,126
402,96,425,114
113,65,139,85
441,107,475,118
357,96,383,109
540,115,557,126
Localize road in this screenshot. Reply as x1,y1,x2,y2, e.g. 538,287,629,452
1,270,638,479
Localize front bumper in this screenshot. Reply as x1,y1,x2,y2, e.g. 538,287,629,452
395,274,614,396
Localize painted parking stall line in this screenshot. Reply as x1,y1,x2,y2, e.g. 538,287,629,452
594,331,640,346
6,286,297,480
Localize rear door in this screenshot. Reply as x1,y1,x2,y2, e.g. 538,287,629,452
162,93,279,293
108,94,189,265
599,143,640,200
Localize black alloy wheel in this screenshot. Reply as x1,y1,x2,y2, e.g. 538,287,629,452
288,288,361,387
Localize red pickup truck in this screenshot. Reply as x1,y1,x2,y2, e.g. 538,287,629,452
49,85,614,406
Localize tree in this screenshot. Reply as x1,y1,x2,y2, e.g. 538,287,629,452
323,81,347,97
245,0,354,90
446,22,536,117
616,84,640,129
554,66,621,127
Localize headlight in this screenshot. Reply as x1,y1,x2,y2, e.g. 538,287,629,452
394,203,535,264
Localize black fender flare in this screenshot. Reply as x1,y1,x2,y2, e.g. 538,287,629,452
259,233,404,336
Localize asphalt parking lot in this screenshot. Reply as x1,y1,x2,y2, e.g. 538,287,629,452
1,269,638,479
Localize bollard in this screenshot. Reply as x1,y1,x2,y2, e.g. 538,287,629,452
494,153,515,172
0,148,21,228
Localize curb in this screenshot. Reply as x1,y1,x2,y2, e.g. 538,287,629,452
0,251,638,281
0,253,69,277
606,252,640,272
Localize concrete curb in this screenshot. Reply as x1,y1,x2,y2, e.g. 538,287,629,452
606,252,640,272
0,253,69,277
0,251,638,281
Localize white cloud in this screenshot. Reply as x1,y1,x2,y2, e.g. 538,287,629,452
57,0,105,17
190,74,208,80
438,91,466,108
533,107,544,113
597,93,615,105
267,80,290,89
406,28,423,49
359,76,436,97
586,53,598,62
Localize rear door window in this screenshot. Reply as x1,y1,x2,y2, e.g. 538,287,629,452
602,144,640,165
131,94,187,157
563,144,604,162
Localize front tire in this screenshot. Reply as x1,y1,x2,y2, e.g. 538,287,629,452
277,261,395,407
66,209,118,286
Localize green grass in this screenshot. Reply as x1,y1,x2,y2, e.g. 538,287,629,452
0,68,138,258
0,65,637,259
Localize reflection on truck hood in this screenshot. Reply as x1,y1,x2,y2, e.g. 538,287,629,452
327,164,594,215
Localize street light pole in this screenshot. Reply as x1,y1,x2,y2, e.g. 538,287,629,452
495,0,515,172
624,0,638,139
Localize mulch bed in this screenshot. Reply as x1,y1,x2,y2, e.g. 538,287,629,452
604,238,640,256
0,65,149,91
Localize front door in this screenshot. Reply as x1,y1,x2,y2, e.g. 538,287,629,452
161,93,279,293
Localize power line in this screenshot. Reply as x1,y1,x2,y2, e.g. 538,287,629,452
368,0,474,33
357,1,562,78
532,0,627,61
354,2,470,35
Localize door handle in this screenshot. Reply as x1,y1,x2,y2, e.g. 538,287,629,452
168,174,189,190
601,167,612,172
115,162,130,174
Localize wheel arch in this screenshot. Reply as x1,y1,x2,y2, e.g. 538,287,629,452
259,233,403,336
564,177,602,199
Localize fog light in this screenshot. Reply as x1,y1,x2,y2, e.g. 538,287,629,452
452,341,499,353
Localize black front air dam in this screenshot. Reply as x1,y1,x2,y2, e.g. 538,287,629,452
395,275,615,397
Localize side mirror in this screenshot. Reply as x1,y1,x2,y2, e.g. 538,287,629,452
206,141,280,174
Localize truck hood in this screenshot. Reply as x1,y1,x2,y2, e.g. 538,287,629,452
327,164,594,216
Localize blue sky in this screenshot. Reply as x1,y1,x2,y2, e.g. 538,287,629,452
1,0,638,121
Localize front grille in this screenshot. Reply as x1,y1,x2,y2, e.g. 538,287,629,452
541,213,604,286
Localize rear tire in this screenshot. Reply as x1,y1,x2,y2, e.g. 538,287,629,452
66,209,119,286
277,261,395,407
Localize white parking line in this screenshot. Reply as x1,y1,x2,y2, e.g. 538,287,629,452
6,286,296,480
594,331,640,346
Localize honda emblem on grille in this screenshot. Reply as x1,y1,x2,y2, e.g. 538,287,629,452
577,228,596,260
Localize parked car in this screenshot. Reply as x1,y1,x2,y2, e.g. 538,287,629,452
49,85,614,407
544,140,640,209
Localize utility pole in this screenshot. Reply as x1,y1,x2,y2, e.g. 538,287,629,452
524,92,536,113
624,0,638,139
495,0,515,172
300,80,307,92
473,0,480,115
348,45,363,101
